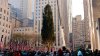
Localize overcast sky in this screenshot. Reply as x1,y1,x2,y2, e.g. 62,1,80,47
72,0,84,19
9,0,84,18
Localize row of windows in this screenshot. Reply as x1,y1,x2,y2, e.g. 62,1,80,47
1,29,10,34
0,21,11,28
36,0,56,4
0,8,9,15
1,35,10,42
35,11,56,19
0,14,9,22
14,29,32,32
36,4,56,9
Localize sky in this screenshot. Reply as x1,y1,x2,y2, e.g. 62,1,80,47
9,0,84,18
9,0,34,12
72,0,84,19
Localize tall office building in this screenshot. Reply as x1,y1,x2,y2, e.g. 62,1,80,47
34,0,72,48
83,0,91,49
9,0,32,19
20,0,32,19
91,0,100,50
0,0,11,48
72,15,85,50
58,0,72,48
9,0,33,27
83,0,100,50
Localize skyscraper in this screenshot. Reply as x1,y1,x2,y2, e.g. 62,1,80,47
83,0,91,49
83,0,100,50
57,0,72,48
9,0,32,19
72,15,85,50
91,0,100,50
20,0,32,19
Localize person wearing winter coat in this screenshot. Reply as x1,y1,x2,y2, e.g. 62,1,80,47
77,50,83,56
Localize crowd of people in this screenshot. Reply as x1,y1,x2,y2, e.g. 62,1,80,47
0,47,100,56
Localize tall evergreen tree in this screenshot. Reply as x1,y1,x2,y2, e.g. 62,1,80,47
41,4,55,48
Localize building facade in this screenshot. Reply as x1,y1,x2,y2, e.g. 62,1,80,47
9,4,22,29
13,27,34,35
34,0,72,49
58,0,72,48
9,0,32,19
83,0,100,50
12,27,36,48
34,0,60,49
83,0,91,49
10,17,22,29
92,0,100,50
0,0,11,48
72,15,85,50
22,18,34,27
20,0,32,19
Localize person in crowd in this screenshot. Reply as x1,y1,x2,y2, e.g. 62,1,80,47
97,50,100,56
8,50,13,56
50,49,53,56
21,51,28,56
70,50,75,56
13,51,21,56
62,46,70,56
81,48,86,56
93,49,98,56
53,51,57,56
58,48,63,56
77,48,83,56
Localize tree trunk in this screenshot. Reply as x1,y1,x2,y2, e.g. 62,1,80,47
47,42,51,52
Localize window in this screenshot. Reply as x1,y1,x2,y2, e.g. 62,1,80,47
6,30,7,33
9,25,10,28
0,14,2,19
4,37,6,44
25,29,27,31
35,27,37,29
8,36,9,40
6,24,8,27
54,4,56,6
6,17,8,21
35,31,37,33
8,30,10,34
3,23,5,26
1,35,3,42
28,29,29,31
39,6,40,8
0,21,1,25
7,11,9,15
2,29,4,32
51,1,53,3
4,10,6,14
3,16,5,20
35,21,37,25
0,8,2,12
